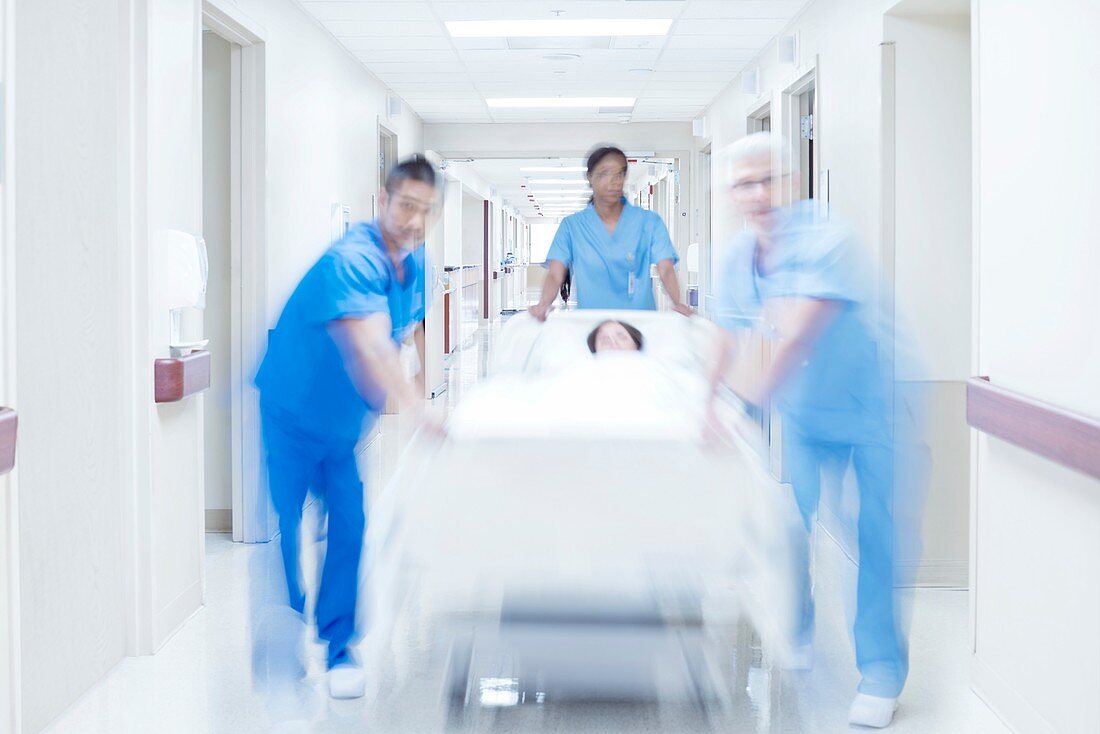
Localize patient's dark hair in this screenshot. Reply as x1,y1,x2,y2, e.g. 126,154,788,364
587,320,644,353
384,153,440,194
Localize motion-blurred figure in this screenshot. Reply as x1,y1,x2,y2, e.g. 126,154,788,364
252,155,441,704
708,132,925,728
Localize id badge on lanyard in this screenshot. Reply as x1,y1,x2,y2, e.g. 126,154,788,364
626,251,636,296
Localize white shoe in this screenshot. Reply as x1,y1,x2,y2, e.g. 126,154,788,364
848,692,898,728
782,643,814,671
328,662,366,699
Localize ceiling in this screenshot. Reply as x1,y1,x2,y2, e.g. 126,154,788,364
298,0,810,124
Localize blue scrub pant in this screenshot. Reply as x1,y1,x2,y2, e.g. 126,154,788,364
783,419,909,699
261,405,366,670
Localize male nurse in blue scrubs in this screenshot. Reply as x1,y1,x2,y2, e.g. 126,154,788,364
528,145,692,319
254,155,441,700
707,133,923,729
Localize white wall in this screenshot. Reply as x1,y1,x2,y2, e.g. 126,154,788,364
8,0,427,729
529,221,556,265
971,2,1100,731
425,122,694,158
13,2,131,730
701,0,972,586
442,178,463,267
885,8,972,585
702,0,896,272
888,11,972,383
1,3,17,730
202,31,232,525
224,0,425,329
461,192,484,268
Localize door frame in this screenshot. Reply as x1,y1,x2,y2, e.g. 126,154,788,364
1,0,20,725
780,60,818,208
202,1,270,543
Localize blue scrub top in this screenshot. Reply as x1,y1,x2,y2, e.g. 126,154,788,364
714,202,887,441
256,221,428,442
545,198,678,310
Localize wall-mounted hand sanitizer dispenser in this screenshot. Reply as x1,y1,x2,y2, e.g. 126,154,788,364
152,230,209,357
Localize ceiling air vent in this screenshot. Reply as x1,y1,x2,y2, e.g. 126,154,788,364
598,106,635,114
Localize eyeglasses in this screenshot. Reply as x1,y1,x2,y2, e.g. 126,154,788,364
591,168,628,184
391,194,438,218
730,172,791,193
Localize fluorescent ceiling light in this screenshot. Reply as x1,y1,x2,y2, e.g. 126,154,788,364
487,97,635,109
446,19,672,38
520,166,587,173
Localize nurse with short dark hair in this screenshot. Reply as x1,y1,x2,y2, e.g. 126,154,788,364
529,145,691,319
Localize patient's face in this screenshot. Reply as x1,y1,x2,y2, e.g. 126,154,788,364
594,322,640,352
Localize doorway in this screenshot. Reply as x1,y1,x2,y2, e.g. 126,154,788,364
379,126,398,194
201,3,269,544
202,29,233,535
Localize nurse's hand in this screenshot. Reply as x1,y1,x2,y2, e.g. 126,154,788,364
528,302,554,322
671,302,694,318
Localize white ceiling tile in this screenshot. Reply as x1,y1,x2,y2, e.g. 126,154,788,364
608,36,667,50
679,1,807,20
659,47,758,62
451,37,510,50
673,18,790,36
663,34,773,49
432,1,689,22
354,49,460,63
341,36,454,50
322,20,443,37
298,0,806,131
299,2,435,22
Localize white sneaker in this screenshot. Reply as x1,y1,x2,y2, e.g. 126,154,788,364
328,662,366,699
848,692,898,728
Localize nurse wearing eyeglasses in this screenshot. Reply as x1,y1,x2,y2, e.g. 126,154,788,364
529,145,691,319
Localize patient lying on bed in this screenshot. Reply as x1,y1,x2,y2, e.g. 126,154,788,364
587,320,644,353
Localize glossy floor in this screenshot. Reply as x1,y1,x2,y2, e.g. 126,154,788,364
44,328,1010,734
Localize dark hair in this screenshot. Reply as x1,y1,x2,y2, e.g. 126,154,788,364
384,154,440,194
585,145,628,204
587,320,644,354
560,268,572,302
586,145,628,176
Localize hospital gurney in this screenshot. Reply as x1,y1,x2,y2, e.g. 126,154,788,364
362,311,805,729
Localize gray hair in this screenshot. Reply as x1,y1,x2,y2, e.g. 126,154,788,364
725,132,795,181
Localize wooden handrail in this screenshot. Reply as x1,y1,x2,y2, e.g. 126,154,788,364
967,377,1100,480
0,407,16,476
154,350,212,403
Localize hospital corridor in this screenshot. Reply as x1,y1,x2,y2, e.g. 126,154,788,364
1,1,1098,733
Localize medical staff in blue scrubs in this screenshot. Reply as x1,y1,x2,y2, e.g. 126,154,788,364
707,133,925,729
254,155,441,700
529,145,692,319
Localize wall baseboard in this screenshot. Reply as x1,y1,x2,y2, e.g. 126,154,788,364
971,653,1052,734
205,509,232,532
902,559,968,589
818,516,969,589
